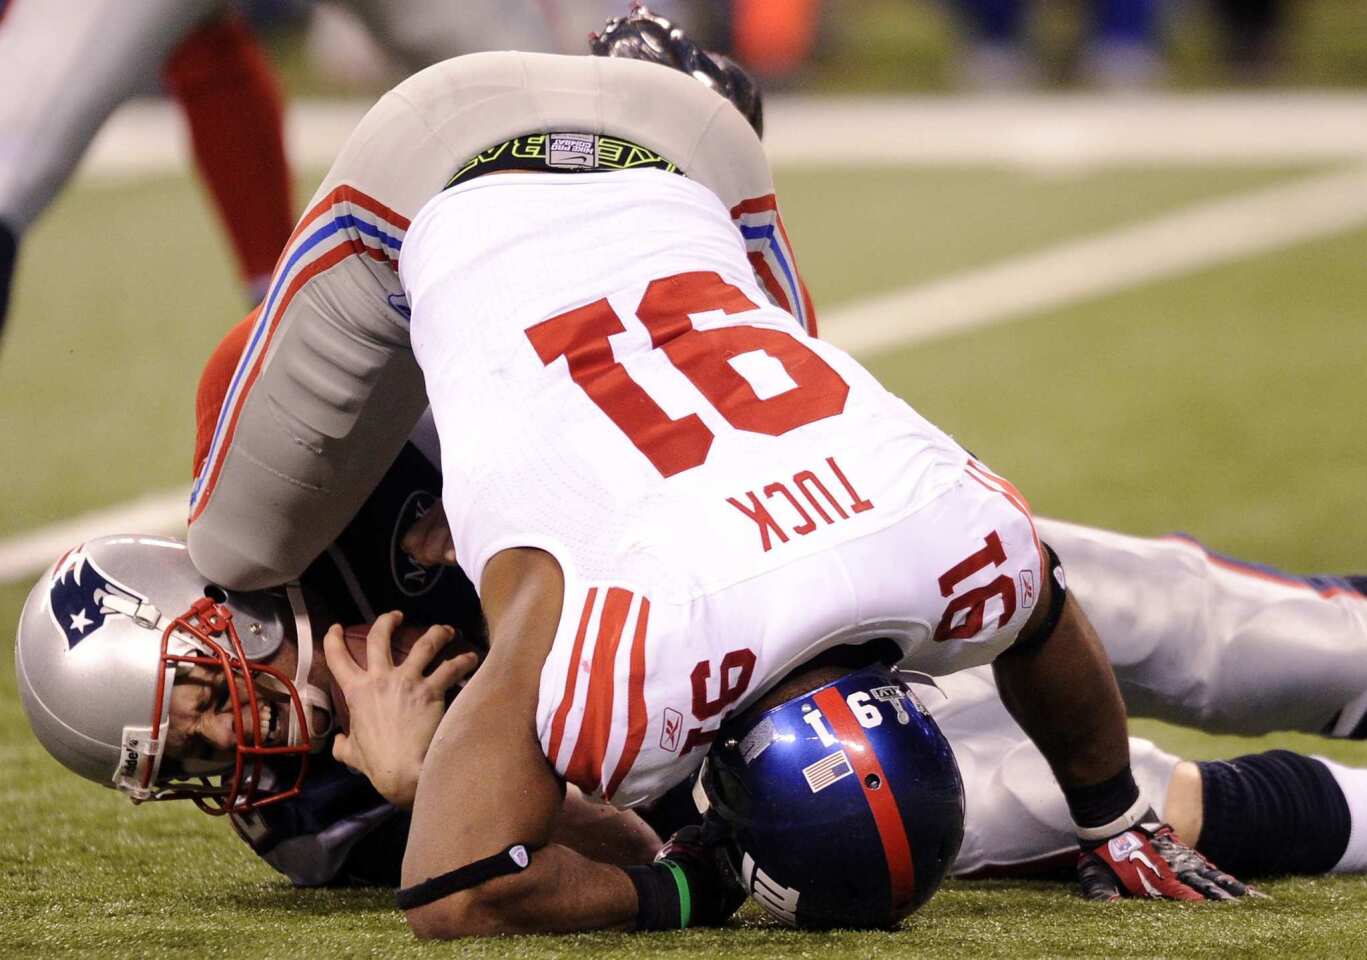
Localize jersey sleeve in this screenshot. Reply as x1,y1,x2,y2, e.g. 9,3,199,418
730,194,818,336
538,583,656,806
229,757,408,887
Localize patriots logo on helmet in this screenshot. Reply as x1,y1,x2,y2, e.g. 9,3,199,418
48,547,148,650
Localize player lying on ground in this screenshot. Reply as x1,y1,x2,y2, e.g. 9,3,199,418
179,14,1269,933
16,529,1367,909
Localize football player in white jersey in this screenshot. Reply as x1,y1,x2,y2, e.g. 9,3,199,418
179,14,1269,934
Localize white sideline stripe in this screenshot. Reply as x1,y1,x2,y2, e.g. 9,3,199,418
75,92,1367,184
762,93,1367,170
0,490,189,584
818,165,1367,357
6,164,1367,583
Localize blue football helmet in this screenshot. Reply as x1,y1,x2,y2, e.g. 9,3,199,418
699,664,964,928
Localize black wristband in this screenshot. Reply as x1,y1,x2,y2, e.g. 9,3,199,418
1065,767,1146,841
625,861,691,931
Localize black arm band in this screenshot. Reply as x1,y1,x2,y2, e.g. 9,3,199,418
625,861,691,931
1008,542,1068,656
395,843,538,911
1066,767,1148,842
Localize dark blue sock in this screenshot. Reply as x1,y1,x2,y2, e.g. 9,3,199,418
1197,750,1351,875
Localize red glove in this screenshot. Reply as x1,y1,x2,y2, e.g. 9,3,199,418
1078,822,1259,901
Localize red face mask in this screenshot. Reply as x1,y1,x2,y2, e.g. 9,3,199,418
143,596,312,815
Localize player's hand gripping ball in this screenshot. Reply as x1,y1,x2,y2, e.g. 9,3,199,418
323,612,479,808
328,614,479,734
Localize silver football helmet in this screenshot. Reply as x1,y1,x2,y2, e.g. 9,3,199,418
15,534,332,815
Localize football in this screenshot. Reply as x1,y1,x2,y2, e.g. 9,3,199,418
328,622,479,734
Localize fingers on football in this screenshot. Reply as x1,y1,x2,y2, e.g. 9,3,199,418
401,623,457,677
323,624,360,686
426,648,478,695
367,611,401,669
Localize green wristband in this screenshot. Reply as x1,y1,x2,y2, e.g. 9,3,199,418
659,859,692,929
625,860,693,931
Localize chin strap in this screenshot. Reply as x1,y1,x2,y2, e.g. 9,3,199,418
284,584,333,752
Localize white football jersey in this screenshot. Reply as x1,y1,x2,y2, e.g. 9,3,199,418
400,169,1044,806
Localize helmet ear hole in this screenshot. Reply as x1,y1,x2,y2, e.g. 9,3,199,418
203,584,228,604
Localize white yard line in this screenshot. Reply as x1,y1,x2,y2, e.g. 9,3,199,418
762,93,1367,171
0,489,190,583
76,92,1367,184
817,164,1367,356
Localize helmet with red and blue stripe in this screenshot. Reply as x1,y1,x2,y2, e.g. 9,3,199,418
700,664,964,928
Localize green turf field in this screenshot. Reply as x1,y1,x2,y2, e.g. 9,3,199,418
3,159,1366,957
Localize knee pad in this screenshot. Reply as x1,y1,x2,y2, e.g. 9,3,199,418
1197,750,1350,875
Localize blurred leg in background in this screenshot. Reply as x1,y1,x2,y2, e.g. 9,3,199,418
0,0,212,339
0,216,13,341
952,0,1042,89
0,0,295,344
164,13,294,304
1211,0,1287,83
952,0,1165,90
1081,0,1166,89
